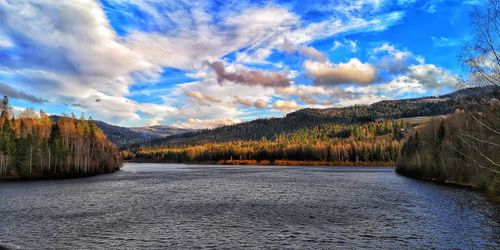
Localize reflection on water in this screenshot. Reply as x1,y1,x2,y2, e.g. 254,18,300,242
0,163,498,249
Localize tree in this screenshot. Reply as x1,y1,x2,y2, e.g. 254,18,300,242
0,98,121,178
461,0,500,86
437,120,445,142
457,0,500,200
0,96,9,116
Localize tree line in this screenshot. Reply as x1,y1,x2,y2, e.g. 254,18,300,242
123,120,405,165
0,96,121,178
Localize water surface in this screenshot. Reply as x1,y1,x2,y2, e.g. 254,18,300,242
1,163,499,249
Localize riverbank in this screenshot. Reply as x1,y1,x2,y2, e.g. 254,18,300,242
0,167,121,181
125,159,396,167
396,168,500,204
396,105,500,204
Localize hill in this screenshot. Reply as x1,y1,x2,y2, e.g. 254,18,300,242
397,99,500,203
130,125,193,140
50,116,192,148
134,86,499,148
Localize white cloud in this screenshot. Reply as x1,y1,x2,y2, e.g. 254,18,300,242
0,0,427,127
273,100,301,111
282,12,403,46
156,77,276,128
235,48,273,64
431,36,458,47
298,46,327,62
234,96,268,108
0,0,161,123
372,43,413,73
125,6,298,70
331,39,357,52
409,64,459,89
347,39,358,52
0,35,13,48
185,90,221,105
332,40,343,51
334,94,384,107
304,58,377,85
143,118,160,126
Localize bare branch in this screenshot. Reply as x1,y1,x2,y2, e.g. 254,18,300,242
451,145,500,174
457,135,500,167
470,113,500,135
459,129,500,147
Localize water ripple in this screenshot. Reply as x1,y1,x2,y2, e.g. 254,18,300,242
0,164,498,249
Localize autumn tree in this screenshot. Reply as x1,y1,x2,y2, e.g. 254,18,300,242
0,97,121,178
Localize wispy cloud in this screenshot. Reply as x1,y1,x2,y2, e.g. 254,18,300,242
185,90,221,104
298,46,328,62
431,36,459,47
234,96,268,109
0,83,47,103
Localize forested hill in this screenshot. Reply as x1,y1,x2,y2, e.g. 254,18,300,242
0,97,121,178
50,116,192,148
134,86,499,148
292,86,499,122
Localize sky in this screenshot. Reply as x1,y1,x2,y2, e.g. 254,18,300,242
0,0,485,128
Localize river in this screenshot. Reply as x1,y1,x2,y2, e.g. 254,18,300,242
0,163,499,249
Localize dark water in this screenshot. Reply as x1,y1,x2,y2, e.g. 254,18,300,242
0,164,499,249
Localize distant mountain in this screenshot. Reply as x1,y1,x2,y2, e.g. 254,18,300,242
50,116,192,148
136,86,499,148
129,125,193,141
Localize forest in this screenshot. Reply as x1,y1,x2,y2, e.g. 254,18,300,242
397,102,500,202
0,96,121,178
123,119,406,166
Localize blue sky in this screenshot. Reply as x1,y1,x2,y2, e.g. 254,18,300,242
0,0,484,128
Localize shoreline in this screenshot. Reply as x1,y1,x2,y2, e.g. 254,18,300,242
123,159,396,167
395,170,499,204
0,167,121,181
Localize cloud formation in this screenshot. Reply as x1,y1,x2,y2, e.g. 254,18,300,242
372,43,413,73
332,39,357,52
298,46,327,62
0,0,462,128
304,58,377,85
273,100,301,111
409,64,459,89
0,83,47,103
206,61,291,87
185,90,221,104
234,96,268,108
